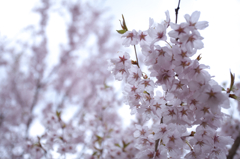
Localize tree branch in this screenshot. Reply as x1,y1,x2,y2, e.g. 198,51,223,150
227,133,240,159
175,0,181,24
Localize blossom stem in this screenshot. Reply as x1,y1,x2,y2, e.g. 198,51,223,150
165,40,172,48
185,140,193,151
133,45,140,68
133,45,146,78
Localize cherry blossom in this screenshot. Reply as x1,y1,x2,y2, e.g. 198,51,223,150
110,8,236,159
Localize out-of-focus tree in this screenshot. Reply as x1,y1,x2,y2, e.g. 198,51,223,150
0,0,138,158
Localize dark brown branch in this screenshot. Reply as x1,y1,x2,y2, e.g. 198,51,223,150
175,0,181,24
155,139,160,152
227,134,240,159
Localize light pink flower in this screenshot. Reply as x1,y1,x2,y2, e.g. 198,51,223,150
122,29,139,47
184,11,209,30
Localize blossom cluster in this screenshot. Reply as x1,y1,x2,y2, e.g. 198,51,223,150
220,82,240,159
110,11,234,158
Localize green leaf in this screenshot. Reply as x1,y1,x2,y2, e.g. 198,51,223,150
122,140,131,149
96,135,102,140
229,71,235,92
123,142,130,149
114,143,121,148
116,29,127,34
56,111,61,117
118,14,128,33
96,135,103,145
92,152,98,156
143,91,150,95
122,14,128,31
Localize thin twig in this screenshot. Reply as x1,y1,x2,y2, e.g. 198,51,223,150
165,40,172,48
155,139,160,152
133,45,140,68
175,0,181,24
